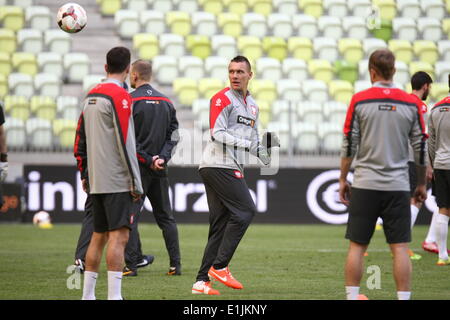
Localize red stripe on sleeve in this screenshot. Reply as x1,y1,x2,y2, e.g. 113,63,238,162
209,88,231,133
74,112,84,174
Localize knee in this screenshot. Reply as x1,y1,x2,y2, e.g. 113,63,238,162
109,228,130,247
233,207,255,227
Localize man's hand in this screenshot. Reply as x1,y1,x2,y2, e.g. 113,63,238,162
0,162,7,182
81,178,89,193
262,132,280,149
426,165,433,183
154,158,165,170
339,179,351,206
130,191,141,202
413,184,427,204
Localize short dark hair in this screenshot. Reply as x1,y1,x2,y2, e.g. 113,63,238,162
369,49,396,80
230,55,252,71
411,71,433,90
132,59,152,81
106,46,131,74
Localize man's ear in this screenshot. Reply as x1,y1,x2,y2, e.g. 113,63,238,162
104,64,108,74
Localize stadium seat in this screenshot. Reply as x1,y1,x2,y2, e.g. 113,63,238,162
329,80,353,104
248,0,273,16
421,0,446,20
17,29,43,53
322,101,347,124
272,100,297,124
318,16,343,40
133,33,159,60
152,0,174,12
318,122,342,153
435,61,450,83
443,18,450,40
11,0,33,7
282,58,308,80
211,35,237,59
152,55,178,85
258,101,271,128
218,13,242,37
178,55,204,80
343,16,368,40
323,0,348,17
299,0,324,18
397,0,422,19
262,37,287,61
173,78,199,107
4,117,26,149
4,95,29,121
114,10,140,39
26,117,53,149
12,52,37,75
358,59,369,80
174,0,199,13
198,78,224,99
249,79,277,104
242,13,267,38
372,19,393,42
256,57,282,81
238,36,263,61
302,80,328,102
30,96,57,120
313,37,338,62
57,96,80,121
297,101,323,124
266,121,290,152
393,18,418,42
126,0,148,11
268,13,293,38
25,6,51,31
37,53,63,79
82,74,103,93
34,73,60,98
159,33,185,57
363,38,387,57
388,40,413,63
186,35,211,59
418,18,442,42
393,60,409,86
199,0,224,15
224,0,249,15
292,14,318,39
308,59,334,83
53,119,77,149
413,40,438,65
140,11,166,34
338,38,363,64
0,28,16,54
0,6,24,31
98,0,122,16
44,30,71,54
0,52,11,75
8,72,33,98
0,73,6,98
192,98,210,115
273,0,298,15
295,122,319,152
192,11,218,37
166,11,192,36
334,60,358,84
354,80,371,93
277,79,302,101
431,82,449,102
348,0,371,16
373,0,397,20
288,37,313,61
409,61,434,80
205,56,228,81
64,53,90,83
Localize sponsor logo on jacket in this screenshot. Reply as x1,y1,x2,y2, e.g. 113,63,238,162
237,115,255,127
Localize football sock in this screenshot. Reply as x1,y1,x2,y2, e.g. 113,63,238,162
345,286,359,300
82,271,97,300
107,271,123,300
410,205,419,229
397,291,411,300
425,210,439,243
436,214,449,260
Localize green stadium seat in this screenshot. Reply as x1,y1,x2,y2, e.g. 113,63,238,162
388,40,413,63
329,80,353,104
4,95,29,121
282,58,308,80
295,122,319,152
318,16,343,40
179,55,204,80
4,117,26,149
372,19,393,42
160,33,185,57
443,18,450,40
99,0,122,16
17,29,43,54
338,38,363,64
334,60,358,84
302,79,328,102
199,0,224,15
0,6,24,31
298,0,323,18
262,37,287,61
421,0,446,20
243,13,267,38
397,0,421,19
248,0,273,16
0,52,12,75
44,30,71,54
0,28,16,54
308,59,334,83
192,11,218,37
57,96,80,121
12,52,37,75
218,13,242,37
35,73,60,98
297,101,324,124
418,18,442,42
324,0,348,17
393,18,417,42
25,6,51,31
166,11,192,36
186,35,211,59
273,0,298,15
372,0,397,20
249,79,277,104
268,13,293,38
224,0,249,15
409,61,434,80
237,36,263,61
140,10,166,35
133,33,159,60
413,40,438,65
211,35,237,59
292,14,318,39
53,119,77,149
64,53,90,83
0,73,6,98
30,96,57,120
26,117,53,149
288,37,313,61
153,55,178,85
256,57,282,81
431,82,449,102
114,10,140,39
198,78,224,100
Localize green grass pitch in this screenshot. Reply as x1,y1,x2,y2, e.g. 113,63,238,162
0,223,449,300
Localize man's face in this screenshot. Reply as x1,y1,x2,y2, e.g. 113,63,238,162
228,61,252,92
129,68,138,89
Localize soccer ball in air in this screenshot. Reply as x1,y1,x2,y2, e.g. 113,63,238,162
57,3,87,33
33,211,53,229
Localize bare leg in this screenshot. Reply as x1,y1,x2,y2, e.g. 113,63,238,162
345,241,368,287
389,242,411,292
106,227,130,271
85,232,108,272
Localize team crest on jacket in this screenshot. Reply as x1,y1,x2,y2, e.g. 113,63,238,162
250,105,257,115
215,98,222,107
234,170,243,179
122,99,129,109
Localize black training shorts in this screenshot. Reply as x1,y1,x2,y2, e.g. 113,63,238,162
432,169,450,208
91,192,139,233
345,187,411,245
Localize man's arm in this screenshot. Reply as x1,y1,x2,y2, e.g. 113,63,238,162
158,102,179,163
339,157,353,206
0,124,8,182
74,112,88,191
411,106,429,203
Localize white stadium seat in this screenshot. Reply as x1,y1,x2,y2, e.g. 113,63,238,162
282,58,308,81
323,0,348,18
211,35,237,59
37,52,63,78
393,18,418,42
277,79,302,101
17,29,43,54
348,0,371,17
205,56,228,81
159,33,185,57
8,73,34,98
273,0,298,15
178,55,204,80
268,13,293,38
4,117,26,148
302,80,328,103
318,16,343,40
295,122,319,152
64,53,90,83
192,11,217,36
256,57,282,81
397,0,422,19
292,14,318,38
34,73,60,98
343,16,368,40
26,6,52,31
57,96,80,121
140,11,166,34
418,18,442,42
393,61,409,86
313,37,338,62
82,74,104,93
114,10,140,39
318,122,342,152
243,13,267,38
45,30,71,54
435,61,450,83
297,100,324,124
152,55,178,85
421,0,445,20
26,118,53,149
438,41,450,62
